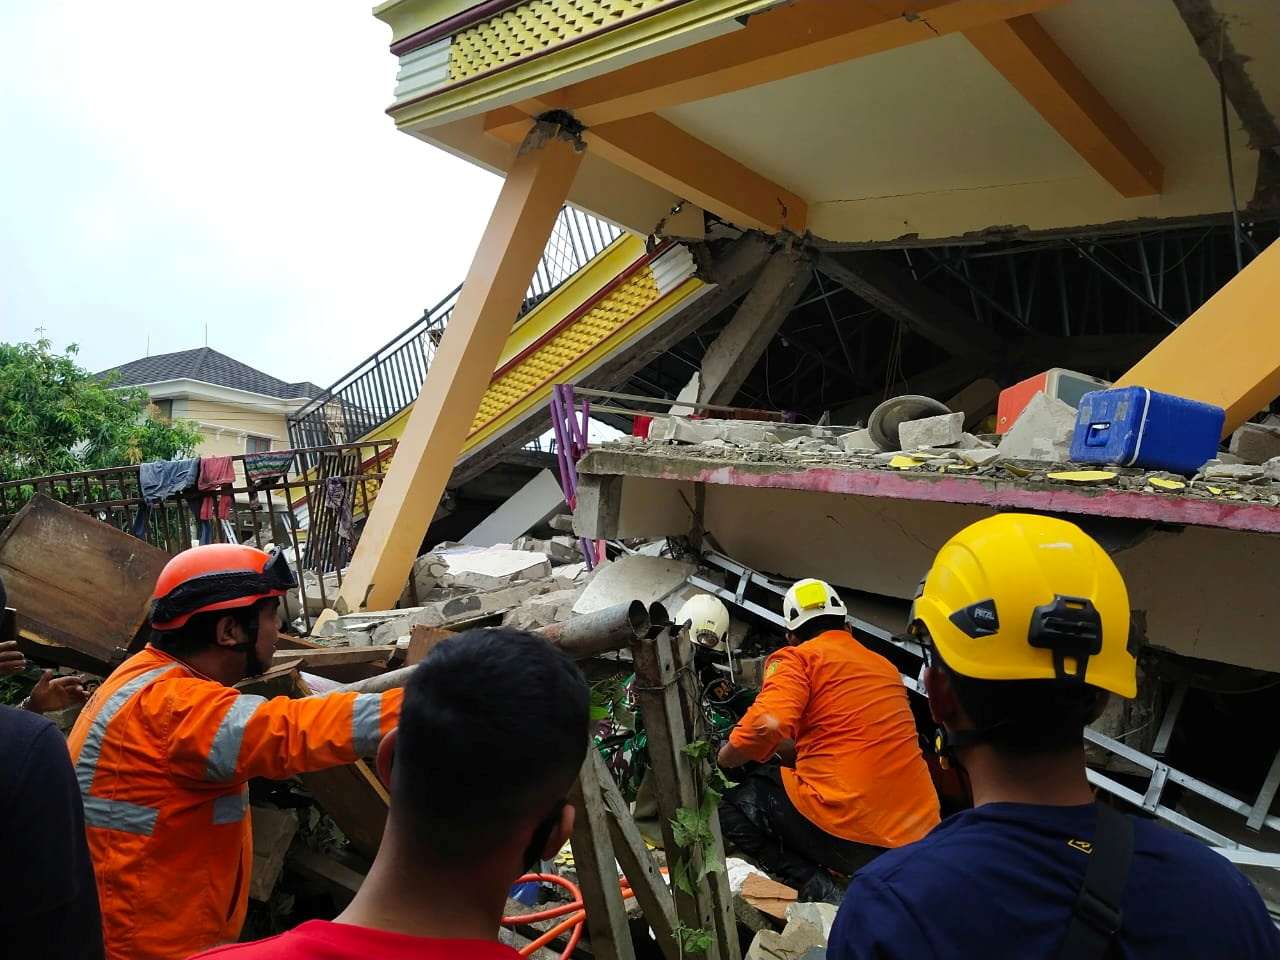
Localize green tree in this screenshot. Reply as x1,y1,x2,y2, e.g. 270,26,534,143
0,340,203,483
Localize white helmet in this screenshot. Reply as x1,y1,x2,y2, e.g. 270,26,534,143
675,594,730,653
783,578,847,631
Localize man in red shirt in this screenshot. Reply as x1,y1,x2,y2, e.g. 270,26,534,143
717,578,940,903
192,626,591,959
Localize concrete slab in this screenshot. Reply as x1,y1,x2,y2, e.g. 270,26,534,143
443,547,552,582
571,554,696,615
461,469,565,547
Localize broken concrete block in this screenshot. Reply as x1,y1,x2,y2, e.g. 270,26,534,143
502,589,582,631
1228,422,1280,464
663,417,719,445
997,392,1076,462
958,447,1003,467
745,914,827,960
548,513,575,533
370,583,550,644
1264,457,1280,482
1201,460,1266,481
546,536,583,563
786,902,839,941
722,423,779,446
838,428,876,453
898,411,964,450
784,437,835,454
552,561,588,590
572,554,695,615
958,432,994,450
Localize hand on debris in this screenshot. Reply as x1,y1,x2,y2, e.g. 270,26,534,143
26,670,89,714
0,640,26,676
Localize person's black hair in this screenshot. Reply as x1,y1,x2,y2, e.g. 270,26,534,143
150,598,275,658
391,627,590,865
933,644,1107,755
789,614,847,643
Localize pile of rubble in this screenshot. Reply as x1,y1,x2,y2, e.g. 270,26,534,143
314,537,733,652
607,399,1280,506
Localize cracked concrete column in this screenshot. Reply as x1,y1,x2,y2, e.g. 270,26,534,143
697,241,813,407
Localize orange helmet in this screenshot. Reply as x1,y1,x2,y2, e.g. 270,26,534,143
150,544,296,630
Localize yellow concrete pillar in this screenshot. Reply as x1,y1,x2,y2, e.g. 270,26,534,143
1116,238,1280,437
327,122,584,619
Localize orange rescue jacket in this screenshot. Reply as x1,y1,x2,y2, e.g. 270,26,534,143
728,629,940,847
66,646,401,960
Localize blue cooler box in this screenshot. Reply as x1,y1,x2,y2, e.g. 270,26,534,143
1070,387,1225,475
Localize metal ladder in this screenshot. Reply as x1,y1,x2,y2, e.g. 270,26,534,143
686,549,1280,871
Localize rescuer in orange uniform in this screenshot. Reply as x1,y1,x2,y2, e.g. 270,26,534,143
67,544,403,960
717,578,940,903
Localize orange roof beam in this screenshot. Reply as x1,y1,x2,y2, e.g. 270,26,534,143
966,15,1164,197
486,109,806,234
585,114,807,234
484,0,1068,144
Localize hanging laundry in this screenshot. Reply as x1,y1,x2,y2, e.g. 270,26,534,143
242,450,295,490
132,459,201,538
324,476,355,542
197,457,237,521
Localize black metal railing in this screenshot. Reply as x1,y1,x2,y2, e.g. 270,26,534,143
0,441,397,635
286,206,620,466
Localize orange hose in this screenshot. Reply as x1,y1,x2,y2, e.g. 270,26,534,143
505,872,636,959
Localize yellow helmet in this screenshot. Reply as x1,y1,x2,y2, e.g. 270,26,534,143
910,514,1136,698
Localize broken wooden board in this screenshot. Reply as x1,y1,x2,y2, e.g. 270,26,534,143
272,645,398,668
739,873,798,921
287,844,366,908
294,672,389,861
0,495,169,675
249,805,299,902
406,624,456,666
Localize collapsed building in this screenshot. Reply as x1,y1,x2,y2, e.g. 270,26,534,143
4,0,1280,955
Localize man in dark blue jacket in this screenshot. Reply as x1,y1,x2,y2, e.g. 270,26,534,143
829,513,1279,960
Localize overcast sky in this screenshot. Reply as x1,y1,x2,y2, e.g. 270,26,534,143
0,2,502,387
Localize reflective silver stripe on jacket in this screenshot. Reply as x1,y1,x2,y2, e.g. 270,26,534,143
352,693,384,755
205,695,267,782
212,787,250,825
74,666,176,796
82,796,160,836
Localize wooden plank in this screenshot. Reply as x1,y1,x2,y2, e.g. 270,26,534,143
570,746,637,960
631,631,738,960
287,844,366,897
0,495,168,674
273,645,398,667
670,630,739,958
406,624,456,666
590,748,677,960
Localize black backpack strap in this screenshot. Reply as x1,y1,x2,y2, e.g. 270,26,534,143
1056,802,1134,960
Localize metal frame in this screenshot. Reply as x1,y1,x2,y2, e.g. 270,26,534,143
688,549,1280,871
286,206,620,458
